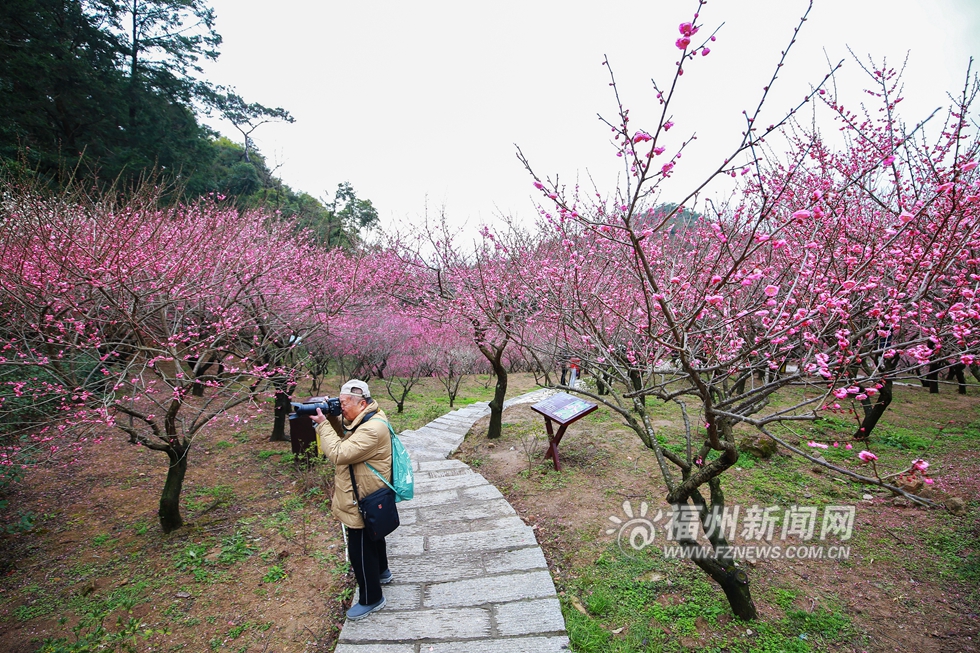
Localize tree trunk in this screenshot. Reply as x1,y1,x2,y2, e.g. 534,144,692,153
853,378,894,440
487,360,508,440
597,367,611,395
923,362,941,393
270,389,291,442
629,368,646,406
706,564,758,620
949,364,967,395
159,440,188,533
680,487,758,620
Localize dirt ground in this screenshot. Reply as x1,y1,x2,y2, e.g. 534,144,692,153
0,417,352,653
455,393,980,653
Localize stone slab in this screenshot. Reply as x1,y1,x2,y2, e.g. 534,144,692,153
397,488,458,509
386,535,424,556
427,526,538,554
415,467,473,481
460,484,505,501
424,570,556,608
340,607,491,641
429,417,474,430
412,425,467,442
411,449,449,462
483,546,549,574
397,515,527,538
415,498,516,524
389,551,487,583
414,472,489,493
379,583,420,610
334,645,416,653
431,413,477,426
417,459,470,472
495,598,566,636
399,431,457,449
426,636,571,653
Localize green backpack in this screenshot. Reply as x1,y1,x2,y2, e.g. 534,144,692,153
366,419,414,503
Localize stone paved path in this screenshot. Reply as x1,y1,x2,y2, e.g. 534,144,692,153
334,389,571,653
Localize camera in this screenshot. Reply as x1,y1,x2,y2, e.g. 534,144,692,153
291,397,342,417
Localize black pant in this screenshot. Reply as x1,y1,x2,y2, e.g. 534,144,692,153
347,527,388,605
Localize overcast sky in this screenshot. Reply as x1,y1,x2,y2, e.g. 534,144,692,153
200,0,980,233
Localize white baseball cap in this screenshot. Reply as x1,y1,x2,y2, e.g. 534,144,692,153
340,379,370,397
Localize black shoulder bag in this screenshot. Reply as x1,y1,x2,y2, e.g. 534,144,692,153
347,412,399,541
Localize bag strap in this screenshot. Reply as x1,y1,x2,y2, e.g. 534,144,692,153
348,465,361,504
348,411,391,497
367,466,396,493
365,417,397,485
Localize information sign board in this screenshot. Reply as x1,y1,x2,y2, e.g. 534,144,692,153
530,392,598,471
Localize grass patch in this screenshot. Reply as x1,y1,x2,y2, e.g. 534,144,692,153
561,545,856,652
184,484,236,513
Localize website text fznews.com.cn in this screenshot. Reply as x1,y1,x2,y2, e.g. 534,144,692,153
661,543,852,561
607,501,857,561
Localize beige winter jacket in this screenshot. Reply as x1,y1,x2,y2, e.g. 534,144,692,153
314,400,393,529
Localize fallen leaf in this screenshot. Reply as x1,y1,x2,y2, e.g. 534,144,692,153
570,595,588,614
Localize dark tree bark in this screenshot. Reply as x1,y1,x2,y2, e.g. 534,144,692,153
922,362,941,393
187,354,223,397
270,388,293,442
471,315,511,440
678,479,757,620
596,367,612,395
949,363,967,395
629,367,646,406
159,438,188,533
475,330,510,440
487,357,508,440
854,379,894,440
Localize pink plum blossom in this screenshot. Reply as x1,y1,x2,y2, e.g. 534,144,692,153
857,450,878,463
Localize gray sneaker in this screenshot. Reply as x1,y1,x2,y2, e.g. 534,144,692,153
379,569,393,585
347,596,386,621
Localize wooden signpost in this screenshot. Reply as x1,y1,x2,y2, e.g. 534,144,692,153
530,392,598,471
